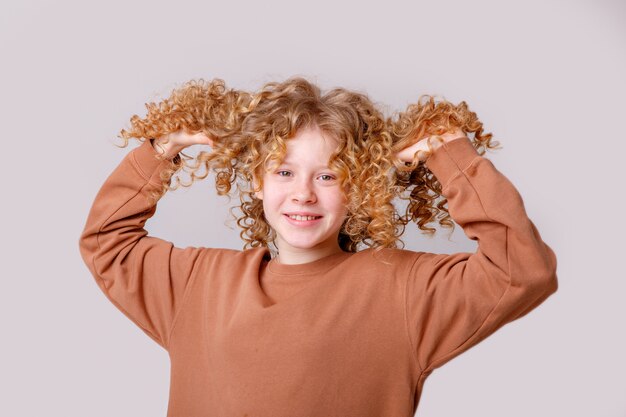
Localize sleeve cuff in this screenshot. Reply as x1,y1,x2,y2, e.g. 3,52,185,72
424,136,481,190
130,139,177,186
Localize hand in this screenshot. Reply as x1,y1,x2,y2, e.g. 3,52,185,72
395,127,466,164
152,130,215,159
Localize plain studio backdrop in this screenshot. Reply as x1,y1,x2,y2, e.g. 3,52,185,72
1,0,624,415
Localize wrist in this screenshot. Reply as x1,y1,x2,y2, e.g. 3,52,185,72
151,137,184,160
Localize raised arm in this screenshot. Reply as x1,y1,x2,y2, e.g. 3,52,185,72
403,135,558,376
78,132,212,350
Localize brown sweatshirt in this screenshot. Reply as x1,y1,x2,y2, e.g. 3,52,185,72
78,136,558,416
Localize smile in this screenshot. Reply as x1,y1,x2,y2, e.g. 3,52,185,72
283,214,323,226
287,214,321,221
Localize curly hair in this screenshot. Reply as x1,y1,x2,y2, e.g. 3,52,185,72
386,95,502,239
117,77,402,254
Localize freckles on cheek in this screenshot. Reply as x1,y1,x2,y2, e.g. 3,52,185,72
341,189,349,205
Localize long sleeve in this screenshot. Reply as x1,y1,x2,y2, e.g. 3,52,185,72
405,136,558,375
78,139,205,350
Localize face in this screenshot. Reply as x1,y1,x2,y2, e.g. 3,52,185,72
255,125,349,258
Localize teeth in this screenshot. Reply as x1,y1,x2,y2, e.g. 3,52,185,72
288,215,320,221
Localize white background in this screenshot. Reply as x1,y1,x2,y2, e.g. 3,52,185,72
1,0,624,415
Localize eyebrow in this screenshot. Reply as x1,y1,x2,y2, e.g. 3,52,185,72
279,160,332,170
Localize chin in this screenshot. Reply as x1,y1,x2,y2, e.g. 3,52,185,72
280,236,331,250
285,241,322,250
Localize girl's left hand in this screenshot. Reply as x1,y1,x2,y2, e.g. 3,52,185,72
395,127,467,163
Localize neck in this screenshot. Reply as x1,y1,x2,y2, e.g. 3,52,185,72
274,245,345,265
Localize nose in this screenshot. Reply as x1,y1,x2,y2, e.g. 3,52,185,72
291,179,317,204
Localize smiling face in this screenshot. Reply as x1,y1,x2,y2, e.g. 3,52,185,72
255,124,349,264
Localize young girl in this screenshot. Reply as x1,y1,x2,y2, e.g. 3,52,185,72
79,77,558,416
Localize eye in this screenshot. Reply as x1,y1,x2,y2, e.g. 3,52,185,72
276,170,292,177
318,174,335,181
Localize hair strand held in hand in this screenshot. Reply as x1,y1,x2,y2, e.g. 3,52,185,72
387,94,502,237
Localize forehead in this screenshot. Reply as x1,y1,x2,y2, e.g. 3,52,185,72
281,125,339,163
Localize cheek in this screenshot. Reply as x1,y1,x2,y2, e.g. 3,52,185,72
260,186,286,213
260,199,279,228
328,191,349,215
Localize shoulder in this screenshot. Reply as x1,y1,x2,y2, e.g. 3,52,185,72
197,246,270,267
349,247,425,274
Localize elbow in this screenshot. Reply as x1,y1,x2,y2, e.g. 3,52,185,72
540,269,558,298
541,245,559,296
78,230,98,273
506,246,558,319
528,269,558,314
526,255,559,301
78,236,90,272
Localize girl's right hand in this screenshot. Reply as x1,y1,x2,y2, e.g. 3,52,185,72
152,130,215,159
394,127,466,164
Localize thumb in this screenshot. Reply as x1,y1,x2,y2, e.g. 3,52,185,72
190,132,215,147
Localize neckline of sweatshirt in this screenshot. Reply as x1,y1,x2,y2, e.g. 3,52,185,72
264,249,353,279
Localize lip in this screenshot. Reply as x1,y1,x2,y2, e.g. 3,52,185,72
284,212,323,216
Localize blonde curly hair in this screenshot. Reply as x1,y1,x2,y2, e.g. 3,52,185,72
117,76,402,253
387,95,502,238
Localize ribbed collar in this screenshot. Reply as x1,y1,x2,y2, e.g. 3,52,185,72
266,250,352,277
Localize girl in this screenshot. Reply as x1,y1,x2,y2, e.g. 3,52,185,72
79,77,558,416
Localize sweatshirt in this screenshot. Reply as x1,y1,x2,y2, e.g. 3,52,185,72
78,135,558,417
